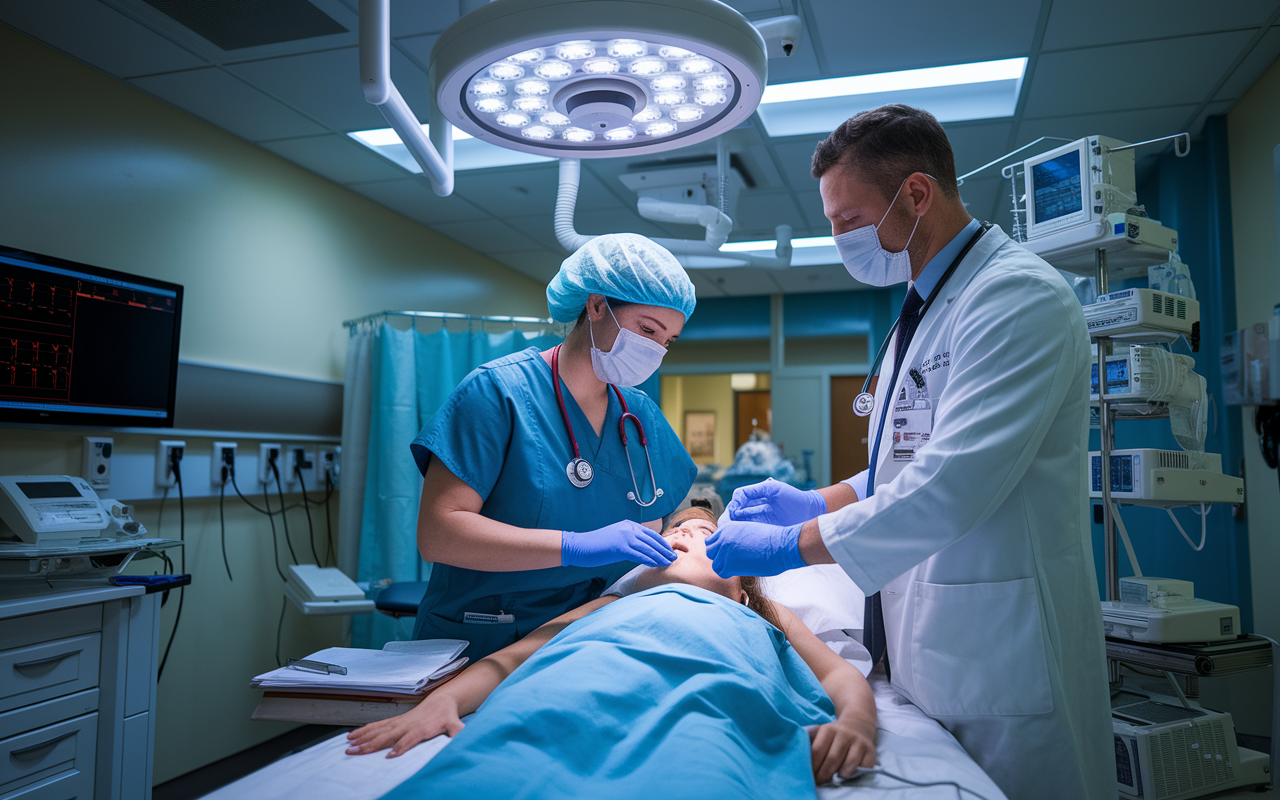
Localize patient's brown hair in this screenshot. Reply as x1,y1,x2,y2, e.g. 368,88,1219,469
664,507,784,630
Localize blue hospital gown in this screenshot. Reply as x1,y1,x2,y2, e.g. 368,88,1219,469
382,584,836,800
409,348,696,660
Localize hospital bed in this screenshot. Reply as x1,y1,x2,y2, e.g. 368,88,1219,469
204,567,1008,800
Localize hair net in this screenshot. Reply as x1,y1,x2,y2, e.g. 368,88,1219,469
546,233,696,323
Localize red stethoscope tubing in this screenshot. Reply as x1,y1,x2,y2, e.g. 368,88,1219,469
551,346,647,456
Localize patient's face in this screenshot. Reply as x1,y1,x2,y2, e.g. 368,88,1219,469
633,516,744,601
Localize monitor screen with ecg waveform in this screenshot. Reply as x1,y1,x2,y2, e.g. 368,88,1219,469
0,245,183,426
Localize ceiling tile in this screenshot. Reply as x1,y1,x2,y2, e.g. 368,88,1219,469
228,46,431,131
451,162,621,219
770,138,825,190
129,68,326,141
502,214,565,252
0,0,206,77
1023,31,1253,118
395,33,440,68
757,40,823,85
686,269,730,298
1188,100,1236,137
430,218,543,254
733,189,809,236
943,121,1015,178
809,0,1039,77
792,191,831,237
1015,105,1199,151
694,267,783,296
491,250,562,284
1215,26,1280,101
1042,0,1276,50
346,178,492,224
741,143,786,190
954,176,1007,225
259,134,407,183
387,3,459,38
769,264,862,294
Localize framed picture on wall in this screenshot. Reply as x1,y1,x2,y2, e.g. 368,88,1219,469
684,411,716,459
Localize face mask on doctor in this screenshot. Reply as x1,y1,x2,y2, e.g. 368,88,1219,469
589,303,667,386
834,174,935,287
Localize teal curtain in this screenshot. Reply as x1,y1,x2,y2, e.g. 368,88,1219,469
352,324,562,648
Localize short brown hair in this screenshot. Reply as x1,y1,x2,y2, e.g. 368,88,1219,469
662,507,783,629
811,104,959,200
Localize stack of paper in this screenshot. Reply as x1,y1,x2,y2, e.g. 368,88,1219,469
252,640,468,697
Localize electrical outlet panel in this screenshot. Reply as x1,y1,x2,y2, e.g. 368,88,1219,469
258,443,282,485
83,436,113,489
212,442,237,486
317,446,340,489
155,440,186,488
282,446,314,488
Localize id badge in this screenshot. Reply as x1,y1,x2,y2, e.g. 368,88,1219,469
890,367,932,463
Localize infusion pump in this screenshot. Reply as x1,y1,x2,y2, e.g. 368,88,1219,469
0,475,109,545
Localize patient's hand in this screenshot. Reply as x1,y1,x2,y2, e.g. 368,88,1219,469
809,716,876,784
345,693,465,758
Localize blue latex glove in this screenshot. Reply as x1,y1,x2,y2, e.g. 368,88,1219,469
727,478,827,526
561,521,676,569
705,520,806,578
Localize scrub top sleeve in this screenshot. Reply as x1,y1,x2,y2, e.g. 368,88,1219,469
410,370,513,501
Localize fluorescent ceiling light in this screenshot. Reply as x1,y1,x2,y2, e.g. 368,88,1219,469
348,125,554,172
756,57,1026,137
721,236,839,267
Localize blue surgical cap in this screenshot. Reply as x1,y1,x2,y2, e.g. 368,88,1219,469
547,233,696,323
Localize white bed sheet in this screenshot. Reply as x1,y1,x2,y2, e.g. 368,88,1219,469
201,668,1006,800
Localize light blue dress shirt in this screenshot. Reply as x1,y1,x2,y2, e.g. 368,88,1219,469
912,217,982,300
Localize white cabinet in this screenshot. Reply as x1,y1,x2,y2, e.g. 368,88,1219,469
0,586,160,799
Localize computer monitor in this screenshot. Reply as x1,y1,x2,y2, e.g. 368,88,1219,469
0,245,183,427
1022,135,1135,241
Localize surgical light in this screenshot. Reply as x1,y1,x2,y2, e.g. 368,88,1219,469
522,125,556,140
633,107,662,122
695,91,727,106
603,126,637,141
607,39,647,58
507,48,545,64
513,96,549,112
475,98,508,113
562,127,595,142
496,111,531,127
695,74,728,91
653,91,686,106
659,45,694,59
514,78,551,96
650,74,686,91
555,40,596,61
680,57,715,74
535,60,574,79
581,57,621,74
628,57,667,76
669,105,703,122
644,121,677,136
470,79,506,96
541,111,571,126
489,62,524,80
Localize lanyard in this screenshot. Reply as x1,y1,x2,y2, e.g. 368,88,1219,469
864,223,992,497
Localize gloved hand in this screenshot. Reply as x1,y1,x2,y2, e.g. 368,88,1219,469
705,520,806,578
727,478,826,526
561,521,676,569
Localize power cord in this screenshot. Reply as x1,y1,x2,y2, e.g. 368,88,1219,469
825,767,992,799
323,472,335,566
295,461,321,565
258,473,288,581
218,480,233,582
275,596,287,668
269,459,301,564
158,446,186,682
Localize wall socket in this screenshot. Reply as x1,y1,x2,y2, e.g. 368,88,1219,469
212,442,237,486
258,443,282,485
282,446,314,488
83,436,113,490
155,440,186,488
317,446,340,489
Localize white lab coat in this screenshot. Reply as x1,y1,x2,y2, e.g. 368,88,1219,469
821,225,1115,800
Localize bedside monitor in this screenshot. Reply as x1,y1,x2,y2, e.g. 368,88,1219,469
1022,135,1136,241
0,245,183,427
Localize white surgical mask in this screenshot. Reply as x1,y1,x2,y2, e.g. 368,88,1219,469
590,305,667,386
834,176,930,287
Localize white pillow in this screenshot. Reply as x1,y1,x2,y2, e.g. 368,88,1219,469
761,563,865,636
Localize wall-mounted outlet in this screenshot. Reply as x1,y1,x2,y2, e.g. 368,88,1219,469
83,436,113,490
212,442,238,486
258,443,282,485
155,440,186,488
282,446,314,488
317,446,340,489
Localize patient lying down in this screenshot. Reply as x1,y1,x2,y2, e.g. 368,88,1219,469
347,507,876,797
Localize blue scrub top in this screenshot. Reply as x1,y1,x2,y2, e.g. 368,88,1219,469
409,347,696,659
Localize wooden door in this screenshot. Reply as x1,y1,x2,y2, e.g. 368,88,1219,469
830,375,870,483
735,390,771,451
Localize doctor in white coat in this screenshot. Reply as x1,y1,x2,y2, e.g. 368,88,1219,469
706,104,1115,800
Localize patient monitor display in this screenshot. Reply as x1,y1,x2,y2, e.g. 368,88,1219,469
1031,151,1084,227
0,245,183,426
1022,135,1135,240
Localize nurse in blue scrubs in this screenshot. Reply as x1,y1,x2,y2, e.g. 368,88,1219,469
408,233,698,659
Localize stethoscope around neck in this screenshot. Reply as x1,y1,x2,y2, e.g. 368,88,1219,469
550,345,664,508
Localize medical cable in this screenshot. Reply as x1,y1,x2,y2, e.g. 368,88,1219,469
219,481,233,582
323,473,335,566
294,463,321,565
228,465,333,516
1111,503,1143,578
275,596,287,668
259,477,288,581
269,461,301,565
1166,504,1208,551
827,766,992,799
157,450,186,683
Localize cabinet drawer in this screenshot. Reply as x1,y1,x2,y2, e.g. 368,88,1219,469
0,713,96,796
0,636,100,715
0,607,100,653
0,768,93,800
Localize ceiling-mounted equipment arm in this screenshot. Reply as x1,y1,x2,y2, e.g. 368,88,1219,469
359,0,454,196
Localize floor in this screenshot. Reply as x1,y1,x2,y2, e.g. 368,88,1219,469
152,725,350,800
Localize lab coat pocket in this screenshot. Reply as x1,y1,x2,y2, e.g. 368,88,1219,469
909,578,1053,717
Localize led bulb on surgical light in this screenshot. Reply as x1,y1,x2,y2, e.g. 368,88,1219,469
603,126,637,141
645,121,677,136
535,60,574,80
694,74,728,91
607,39,647,58
680,57,714,74
562,126,595,142
582,57,620,75
540,111,571,126
513,97,548,112
556,41,596,61
495,111,530,127
654,91,687,106
695,90,726,106
471,79,506,97
488,62,524,80
507,49,545,64
659,45,695,60
475,98,508,113
650,75,686,91
670,104,704,122
521,125,555,140
514,79,550,96
628,57,667,76
633,107,662,122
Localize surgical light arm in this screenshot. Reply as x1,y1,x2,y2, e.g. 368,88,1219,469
359,0,454,196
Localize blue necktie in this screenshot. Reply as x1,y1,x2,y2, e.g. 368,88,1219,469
864,284,926,671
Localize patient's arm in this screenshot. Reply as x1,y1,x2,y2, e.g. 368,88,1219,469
346,595,619,757
775,604,877,783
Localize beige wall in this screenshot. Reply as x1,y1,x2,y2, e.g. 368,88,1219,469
661,373,770,467
1227,53,1280,648
0,27,545,784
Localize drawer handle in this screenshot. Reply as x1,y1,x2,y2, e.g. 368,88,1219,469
14,650,80,672
10,731,76,760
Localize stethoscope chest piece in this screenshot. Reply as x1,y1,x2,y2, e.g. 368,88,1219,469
853,392,876,417
567,457,594,489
